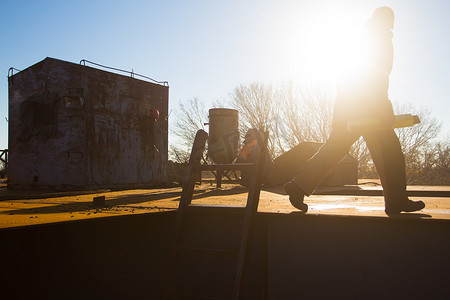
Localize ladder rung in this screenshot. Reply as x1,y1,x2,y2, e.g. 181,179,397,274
177,245,238,257
199,163,253,171
184,204,246,215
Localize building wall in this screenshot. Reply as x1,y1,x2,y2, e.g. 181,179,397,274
0,211,448,299
8,57,168,188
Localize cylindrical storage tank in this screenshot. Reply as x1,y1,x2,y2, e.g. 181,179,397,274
207,108,239,164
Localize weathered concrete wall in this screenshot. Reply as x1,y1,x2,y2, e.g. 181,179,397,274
267,214,450,299
0,211,448,299
8,57,168,189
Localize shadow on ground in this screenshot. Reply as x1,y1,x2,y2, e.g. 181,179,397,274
0,190,182,215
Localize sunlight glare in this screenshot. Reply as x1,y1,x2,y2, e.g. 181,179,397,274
287,6,369,85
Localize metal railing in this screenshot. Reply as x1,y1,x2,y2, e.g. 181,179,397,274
80,59,169,86
8,67,21,77
8,60,169,88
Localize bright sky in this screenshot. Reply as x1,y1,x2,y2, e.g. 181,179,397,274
1,0,449,150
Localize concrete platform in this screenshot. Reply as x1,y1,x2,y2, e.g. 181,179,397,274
0,182,449,299
1,182,449,229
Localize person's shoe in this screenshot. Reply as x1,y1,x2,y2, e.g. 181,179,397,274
385,199,425,216
283,181,308,212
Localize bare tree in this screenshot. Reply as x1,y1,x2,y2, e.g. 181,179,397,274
277,82,333,146
229,82,446,184
230,82,283,156
275,82,374,173
170,83,447,185
230,83,274,132
407,142,449,185
394,103,441,149
169,98,208,162
276,81,301,149
230,81,335,158
274,82,373,176
392,101,442,183
432,142,450,185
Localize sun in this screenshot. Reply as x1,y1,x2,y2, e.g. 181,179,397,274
284,6,370,85
304,21,365,80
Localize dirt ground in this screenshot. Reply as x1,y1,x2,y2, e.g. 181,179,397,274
0,180,449,229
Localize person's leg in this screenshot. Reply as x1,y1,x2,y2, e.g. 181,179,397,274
364,130,408,201
363,129,425,215
285,128,358,210
291,129,358,195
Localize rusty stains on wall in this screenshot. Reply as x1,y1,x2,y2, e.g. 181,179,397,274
8,57,168,189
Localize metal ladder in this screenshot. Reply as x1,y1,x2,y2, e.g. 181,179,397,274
165,129,268,299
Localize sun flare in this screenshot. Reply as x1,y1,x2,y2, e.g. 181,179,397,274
284,6,371,85
303,22,364,80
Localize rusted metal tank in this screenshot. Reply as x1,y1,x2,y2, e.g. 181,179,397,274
207,108,239,164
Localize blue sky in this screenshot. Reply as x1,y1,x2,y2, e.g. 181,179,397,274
1,0,449,150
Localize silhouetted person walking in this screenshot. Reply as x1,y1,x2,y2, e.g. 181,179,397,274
284,7,425,216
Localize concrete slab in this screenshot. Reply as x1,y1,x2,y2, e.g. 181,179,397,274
1,182,449,299
1,182,449,229
0,187,180,229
